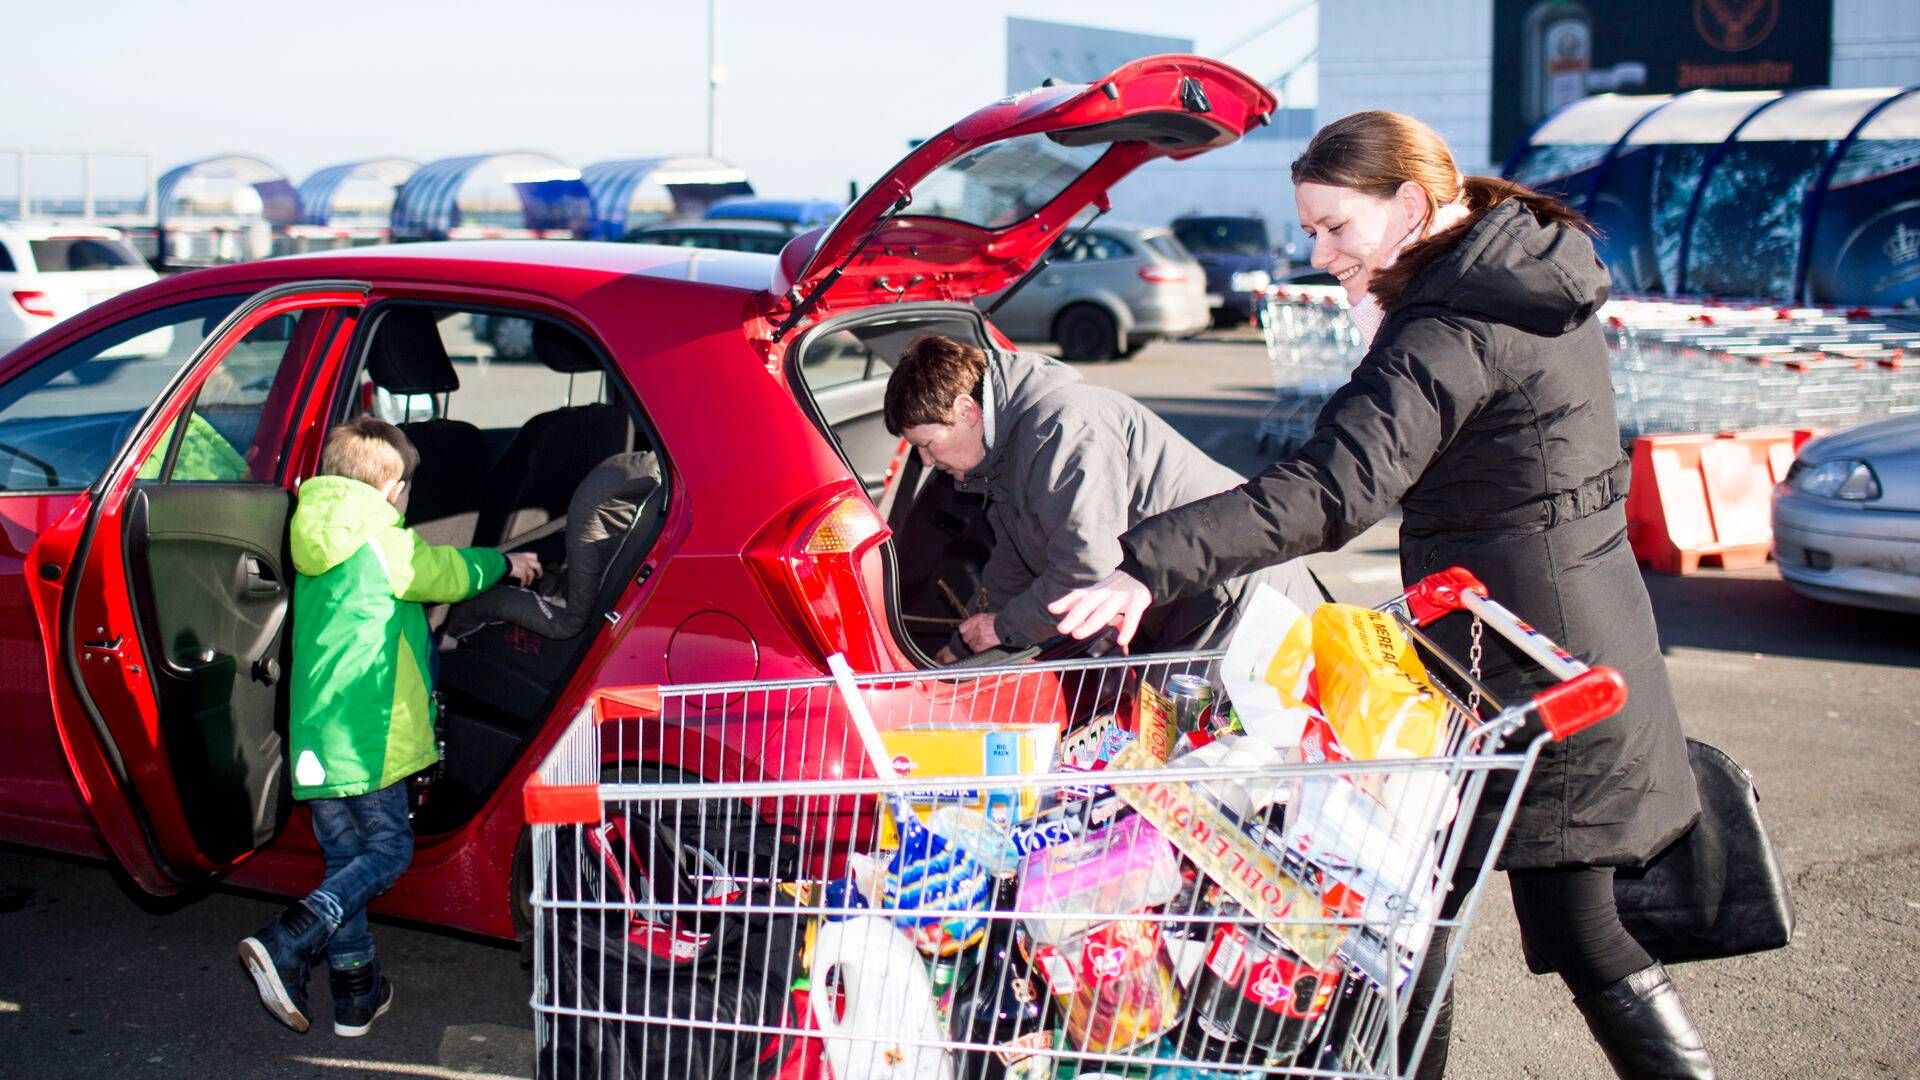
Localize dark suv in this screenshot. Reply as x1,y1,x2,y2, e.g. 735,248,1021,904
1170,214,1284,325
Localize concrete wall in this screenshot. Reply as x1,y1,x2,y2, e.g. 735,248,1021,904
1832,0,1920,88
1315,0,1497,172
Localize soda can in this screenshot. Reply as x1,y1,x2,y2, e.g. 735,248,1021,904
1162,675,1214,738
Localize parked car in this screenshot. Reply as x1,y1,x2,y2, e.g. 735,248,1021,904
620,219,797,255
975,223,1209,361
1772,414,1920,613
703,197,844,232
1170,214,1283,325
0,56,1274,944
0,222,159,365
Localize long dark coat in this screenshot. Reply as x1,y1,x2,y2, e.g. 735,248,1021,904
1118,199,1699,870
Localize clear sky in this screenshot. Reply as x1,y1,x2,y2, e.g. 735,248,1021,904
1,0,1317,203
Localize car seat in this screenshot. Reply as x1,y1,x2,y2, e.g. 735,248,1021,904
437,450,663,726
471,322,635,552
366,308,489,548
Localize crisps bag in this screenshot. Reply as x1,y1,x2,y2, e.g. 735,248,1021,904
1310,604,1448,762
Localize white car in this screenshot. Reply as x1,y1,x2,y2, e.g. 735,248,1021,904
0,223,159,363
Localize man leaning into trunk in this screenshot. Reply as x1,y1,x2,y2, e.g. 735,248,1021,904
883,334,1322,662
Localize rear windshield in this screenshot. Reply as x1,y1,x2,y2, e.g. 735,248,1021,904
1171,218,1270,255
907,133,1106,230
29,236,146,273
1144,235,1191,262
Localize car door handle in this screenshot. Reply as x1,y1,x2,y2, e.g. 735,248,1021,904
243,556,283,597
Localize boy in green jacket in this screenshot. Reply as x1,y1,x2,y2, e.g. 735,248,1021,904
240,417,539,1036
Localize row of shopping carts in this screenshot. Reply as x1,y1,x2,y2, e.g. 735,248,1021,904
1256,288,1920,453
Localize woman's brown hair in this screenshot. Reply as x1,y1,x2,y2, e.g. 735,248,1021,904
1292,110,1592,308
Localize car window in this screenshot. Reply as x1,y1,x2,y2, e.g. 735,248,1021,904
908,133,1108,229
732,233,789,255
140,310,331,484
28,237,146,273
1061,233,1133,262
0,295,245,491
0,243,14,273
797,329,875,393
412,310,610,431
1143,235,1189,262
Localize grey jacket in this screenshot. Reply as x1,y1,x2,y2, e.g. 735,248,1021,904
959,349,1319,650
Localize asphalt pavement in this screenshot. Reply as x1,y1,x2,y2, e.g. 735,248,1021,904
2,328,1915,1078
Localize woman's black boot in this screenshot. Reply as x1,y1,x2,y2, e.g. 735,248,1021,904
1573,963,1716,1079
1397,927,1454,1078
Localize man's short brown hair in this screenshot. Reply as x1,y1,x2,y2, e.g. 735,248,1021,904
883,335,988,435
320,416,419,489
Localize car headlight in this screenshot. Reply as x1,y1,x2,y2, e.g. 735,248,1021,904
1229,270,1271,292
1793,458,1881,500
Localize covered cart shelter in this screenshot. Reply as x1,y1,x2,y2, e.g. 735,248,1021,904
580,156,753,239
289,158,419,252
151,154,299,267
1505,86,1920,306
390,152,593,241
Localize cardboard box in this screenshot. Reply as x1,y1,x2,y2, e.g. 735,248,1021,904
877,724,1059,847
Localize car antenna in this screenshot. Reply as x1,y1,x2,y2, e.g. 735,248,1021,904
771,194,912,343
984,196,1111,320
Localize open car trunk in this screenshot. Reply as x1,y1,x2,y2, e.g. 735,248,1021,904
783,303,1005,663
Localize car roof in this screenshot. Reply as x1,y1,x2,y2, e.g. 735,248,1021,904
632,220,793,235
180,239,779,295
0,221,127,240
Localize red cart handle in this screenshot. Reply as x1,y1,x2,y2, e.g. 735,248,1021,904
1403,567,1490,627
1531,667,1628,740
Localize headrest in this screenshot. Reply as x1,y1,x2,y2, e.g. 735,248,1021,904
367,309,459,394
535,322,601,374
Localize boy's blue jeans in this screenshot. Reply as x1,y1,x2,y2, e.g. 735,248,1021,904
300,782,414,970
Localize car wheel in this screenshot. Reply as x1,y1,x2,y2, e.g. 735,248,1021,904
1055,304,1119,362
1120,336,1154,359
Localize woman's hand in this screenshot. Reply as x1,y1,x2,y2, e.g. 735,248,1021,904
1048,570,1152,646
959,613,1001,653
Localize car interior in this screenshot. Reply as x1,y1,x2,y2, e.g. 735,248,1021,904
341,305,668,832
786,305,1014,663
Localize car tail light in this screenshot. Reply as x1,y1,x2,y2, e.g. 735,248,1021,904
1137,265,1186,284
11,291,56,318
747,486,894,672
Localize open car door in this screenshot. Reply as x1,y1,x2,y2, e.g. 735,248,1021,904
26,283,367,894
763,55,1278,328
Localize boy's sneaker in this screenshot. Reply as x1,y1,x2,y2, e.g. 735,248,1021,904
238,903,329,1033
331,961,394,1037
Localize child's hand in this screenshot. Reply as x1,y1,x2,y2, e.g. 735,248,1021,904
505,551,543,587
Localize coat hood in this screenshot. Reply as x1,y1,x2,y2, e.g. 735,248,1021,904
291,475,403,576
967,349,1085,484
1394,199,1610,336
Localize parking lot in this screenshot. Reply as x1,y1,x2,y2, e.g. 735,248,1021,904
2,328,1916,1079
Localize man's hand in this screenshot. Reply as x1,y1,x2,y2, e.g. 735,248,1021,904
505,551,543,587
959,613,1001,653
1048,569,1151,646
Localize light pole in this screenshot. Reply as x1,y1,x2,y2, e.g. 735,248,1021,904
706,0,723,158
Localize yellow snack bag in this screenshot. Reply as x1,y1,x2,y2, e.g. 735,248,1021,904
1310,604,1448,761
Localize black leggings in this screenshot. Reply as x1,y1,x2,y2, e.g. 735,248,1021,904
1507,865,1651,998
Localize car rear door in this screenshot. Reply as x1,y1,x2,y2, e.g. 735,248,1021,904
25,282,367,894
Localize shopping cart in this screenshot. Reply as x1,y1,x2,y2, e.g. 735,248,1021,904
1256,289,1361,455
524,569,1626,1080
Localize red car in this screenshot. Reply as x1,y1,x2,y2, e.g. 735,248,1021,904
0,58,1275,942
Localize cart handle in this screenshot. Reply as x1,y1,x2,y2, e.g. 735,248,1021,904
1529,666,1628,740
1402,567,1490,626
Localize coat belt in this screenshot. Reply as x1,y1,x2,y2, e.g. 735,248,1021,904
1405,456,1631,538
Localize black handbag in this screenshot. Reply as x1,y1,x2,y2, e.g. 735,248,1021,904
1526,738,1794,973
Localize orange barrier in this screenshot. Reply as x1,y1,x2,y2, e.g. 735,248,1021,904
1625,429,1817,575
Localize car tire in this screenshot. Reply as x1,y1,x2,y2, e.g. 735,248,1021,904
1120,337,1154,359
1054,304,1119,362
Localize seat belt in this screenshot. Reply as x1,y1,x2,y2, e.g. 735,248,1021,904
499,515,568,553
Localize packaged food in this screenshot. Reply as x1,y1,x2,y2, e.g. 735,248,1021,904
1132,681,1179,764
878,725,1060,849
1029,919,1180,1054
1217,585,1322,749
1015,815,1182,946
887,818,994,956
1309,604,1447,762
1183,925,1344,1067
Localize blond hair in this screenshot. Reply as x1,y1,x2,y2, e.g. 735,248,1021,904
320,416,418,489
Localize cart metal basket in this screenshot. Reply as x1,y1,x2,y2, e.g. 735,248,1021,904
524,569,1625,1079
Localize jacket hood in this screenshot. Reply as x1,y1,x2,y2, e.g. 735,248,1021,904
1394,199,1610,336
291,475,403,576
967,349,1084,483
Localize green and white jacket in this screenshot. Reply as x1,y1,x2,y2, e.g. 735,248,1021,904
287,475,507,800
